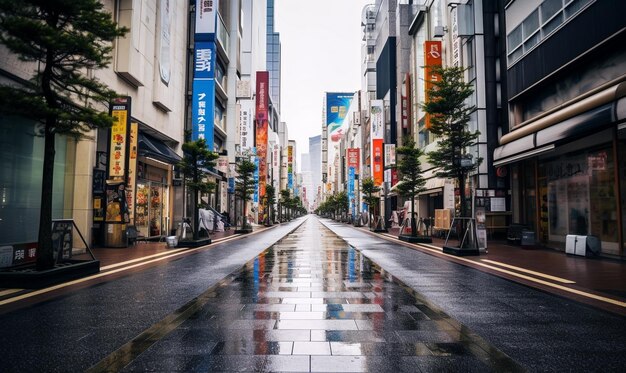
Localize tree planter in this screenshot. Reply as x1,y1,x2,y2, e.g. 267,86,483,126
443,246,480,256
0,259,100,289
177,238,211,248
399,234,432,244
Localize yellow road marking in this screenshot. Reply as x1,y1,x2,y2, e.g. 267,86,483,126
480,259,575,284
379,233,626,309
0,232,252,307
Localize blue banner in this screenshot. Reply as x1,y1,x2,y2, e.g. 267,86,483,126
326,92,354,134
348,167,355,217
191,42,216,148
228,177,235,194
253,156,259,203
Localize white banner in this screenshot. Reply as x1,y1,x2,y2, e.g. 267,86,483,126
238,99,254,152
370,100,384,140
195,0,218,35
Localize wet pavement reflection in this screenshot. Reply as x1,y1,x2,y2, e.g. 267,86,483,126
122,217,522,372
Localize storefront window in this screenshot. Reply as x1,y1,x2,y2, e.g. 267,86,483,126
540,146,618,254
135,181,168,238
0,115,68,244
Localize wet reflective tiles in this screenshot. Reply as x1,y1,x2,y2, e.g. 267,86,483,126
122,218,511,372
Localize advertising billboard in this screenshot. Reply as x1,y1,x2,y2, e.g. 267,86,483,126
256,71,269,217
326,92,354,141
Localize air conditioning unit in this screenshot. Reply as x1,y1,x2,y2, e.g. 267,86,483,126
565,235,600,257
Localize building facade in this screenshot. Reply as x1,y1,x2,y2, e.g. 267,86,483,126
495,0,626,259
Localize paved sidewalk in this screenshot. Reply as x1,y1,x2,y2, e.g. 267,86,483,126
91,225,248,268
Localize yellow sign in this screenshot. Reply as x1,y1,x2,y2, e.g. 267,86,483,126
109,110,128,179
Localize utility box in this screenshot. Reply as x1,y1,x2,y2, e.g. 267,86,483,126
565,235,600,257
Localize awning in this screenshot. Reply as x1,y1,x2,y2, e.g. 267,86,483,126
493,102,615,167
137,132,182,165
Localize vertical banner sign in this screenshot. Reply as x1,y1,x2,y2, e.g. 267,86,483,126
238,99,254,152
401,73,411,129
347,148,360,172
159,0,171,84
384,144,396,167
253,153,259,203
287,145,294,190
424,41,442,129
127,122,138,224
191,41,216,147
192,0,218,146
273,144,279,170
348,167,355,218
108,97,131,181
370,100,384,186
255,71,269,214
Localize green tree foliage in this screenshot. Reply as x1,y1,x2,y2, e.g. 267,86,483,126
179,139,218,240
361,177,380,229
0,0,127,270
279,189,290,221
396,136,426,236
235,159,256,231
335,191,349,221
421,66,482,218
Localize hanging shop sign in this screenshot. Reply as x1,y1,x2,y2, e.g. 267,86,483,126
108,96,131,181
424,41,442,129
126,122,138,224
191,41,216,147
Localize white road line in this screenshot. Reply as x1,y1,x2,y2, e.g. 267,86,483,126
480,259,576,284
0,232,251,306
378,233,626,309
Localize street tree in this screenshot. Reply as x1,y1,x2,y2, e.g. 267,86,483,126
280,189,290,221
421,65,482,220
264,184,276,226
361,177,380,230
235,158,256,232
396,136,426,238
335,191,349,222
0,0,127,270
178,138,219,240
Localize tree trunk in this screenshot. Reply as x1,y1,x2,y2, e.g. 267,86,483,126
192,189,199,240
411,196,417,237
36,121,56,271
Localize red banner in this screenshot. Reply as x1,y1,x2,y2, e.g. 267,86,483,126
347,148,360,171
424,41,442,129
255,71,269,201
372,139,383,186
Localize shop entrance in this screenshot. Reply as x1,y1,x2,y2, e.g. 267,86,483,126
135,181,169,238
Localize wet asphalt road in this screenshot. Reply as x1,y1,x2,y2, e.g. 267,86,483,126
1,215,625,372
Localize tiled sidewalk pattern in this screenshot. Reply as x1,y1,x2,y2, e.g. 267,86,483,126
117,218,521,372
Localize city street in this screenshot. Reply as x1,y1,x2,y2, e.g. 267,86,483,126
1,216,625,372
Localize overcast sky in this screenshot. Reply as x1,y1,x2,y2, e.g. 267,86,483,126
274,0,373,167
